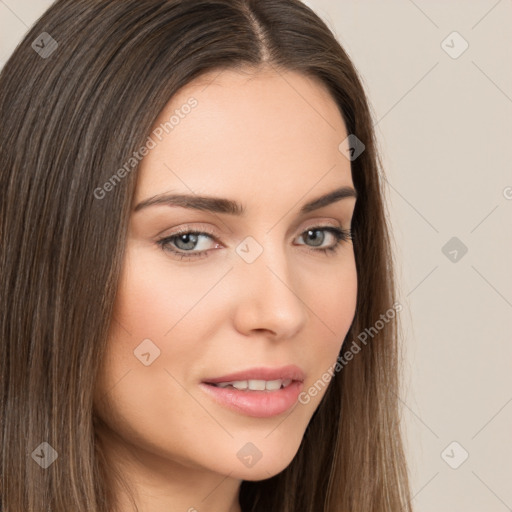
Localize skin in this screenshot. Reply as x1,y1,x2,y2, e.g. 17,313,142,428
93,64,358,512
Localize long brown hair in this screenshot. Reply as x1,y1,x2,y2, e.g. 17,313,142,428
0,1,412,510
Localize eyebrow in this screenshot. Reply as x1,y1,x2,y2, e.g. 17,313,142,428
133,185,357,215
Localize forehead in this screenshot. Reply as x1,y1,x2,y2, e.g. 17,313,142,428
135,66,352,205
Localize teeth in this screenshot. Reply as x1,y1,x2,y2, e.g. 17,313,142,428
214,378,293,391
262,379,280,391
232,380,248,390
249,379,266,391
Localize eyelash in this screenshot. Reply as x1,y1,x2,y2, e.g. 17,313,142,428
156,225,353,261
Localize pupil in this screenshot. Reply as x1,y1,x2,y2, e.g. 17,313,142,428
177,233,198,250
307,229,324,247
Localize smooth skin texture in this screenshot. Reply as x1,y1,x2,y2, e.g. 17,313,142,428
93,65,358,512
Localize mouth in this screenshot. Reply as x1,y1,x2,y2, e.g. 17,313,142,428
199,365,306,418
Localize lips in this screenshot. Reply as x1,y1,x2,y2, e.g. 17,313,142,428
199,365,306,417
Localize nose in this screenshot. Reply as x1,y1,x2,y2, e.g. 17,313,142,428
230,237,308,340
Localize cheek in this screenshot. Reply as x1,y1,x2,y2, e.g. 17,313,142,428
98,244,232,402
304,249,358,335
93,246,221,463
299,251,357,391
111,244,222,341
94,247,194,402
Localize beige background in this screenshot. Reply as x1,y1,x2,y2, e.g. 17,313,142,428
1,1,511,510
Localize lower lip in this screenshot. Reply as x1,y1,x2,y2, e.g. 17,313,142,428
199,381,304,418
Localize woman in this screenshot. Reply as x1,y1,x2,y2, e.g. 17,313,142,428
0,1,412,511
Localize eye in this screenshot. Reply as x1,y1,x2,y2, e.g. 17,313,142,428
295,226,353,256
156,225,353,261
157,228,219,261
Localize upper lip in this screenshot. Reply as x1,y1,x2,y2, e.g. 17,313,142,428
202,364,305,384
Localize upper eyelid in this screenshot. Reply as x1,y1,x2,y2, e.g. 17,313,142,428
164,221,346,241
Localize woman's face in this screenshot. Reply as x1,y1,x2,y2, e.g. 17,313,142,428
93,66,357,503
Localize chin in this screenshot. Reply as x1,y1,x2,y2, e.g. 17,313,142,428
235,461,292,482
226,439,301,482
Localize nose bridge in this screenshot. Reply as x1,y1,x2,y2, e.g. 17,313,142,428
231,231,308,336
